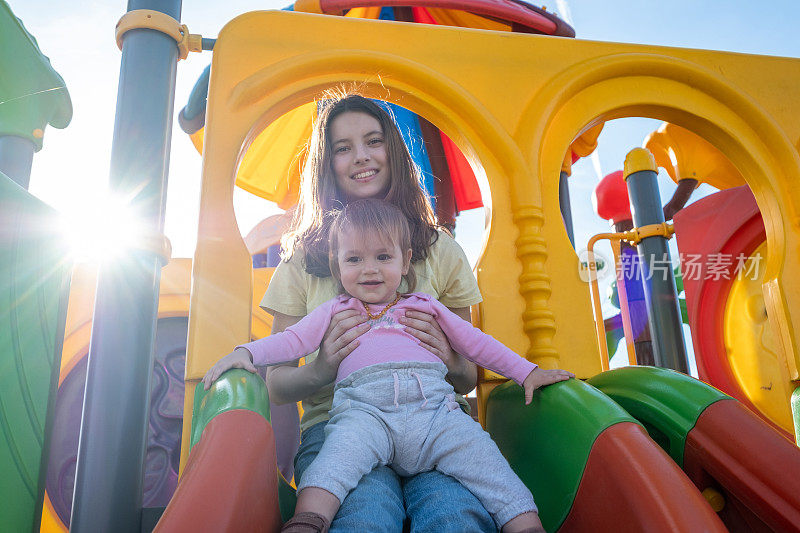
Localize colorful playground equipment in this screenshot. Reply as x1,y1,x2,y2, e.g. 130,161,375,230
3,1,800,532
592,121,797,439
646,123,796,439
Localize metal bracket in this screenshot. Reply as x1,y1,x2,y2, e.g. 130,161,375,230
133,231,173,267
115,9,202,60
627,222,675,244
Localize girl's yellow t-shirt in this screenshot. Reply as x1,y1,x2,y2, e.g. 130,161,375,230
260,230,482,433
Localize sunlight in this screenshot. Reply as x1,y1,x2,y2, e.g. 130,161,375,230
60,192,147,264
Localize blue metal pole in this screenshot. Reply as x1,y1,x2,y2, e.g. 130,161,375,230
0,136,35,189
70,1,181,531
623,148,688,373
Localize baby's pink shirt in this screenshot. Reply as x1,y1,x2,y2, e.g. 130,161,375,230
239,293,537,385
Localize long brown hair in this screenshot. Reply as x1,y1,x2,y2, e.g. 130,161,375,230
328,199,416,293
282,93,438,277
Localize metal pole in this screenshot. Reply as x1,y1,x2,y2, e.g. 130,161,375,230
623,148,688,372
611,219,654,365
70,1,181,531
559,170,575,247
0,136,35,189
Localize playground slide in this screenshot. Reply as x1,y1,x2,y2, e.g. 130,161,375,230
155,409,281,532
158,371,725,532
486,378,724,532
589,366,800,532
155,371,282,531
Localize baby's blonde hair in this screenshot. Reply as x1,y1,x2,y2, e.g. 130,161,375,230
328,199,416,293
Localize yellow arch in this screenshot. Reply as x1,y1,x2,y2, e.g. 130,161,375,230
190,27,560,380
518,52,800,382
226,49,572,372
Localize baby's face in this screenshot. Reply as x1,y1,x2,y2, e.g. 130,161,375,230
336,230,411,305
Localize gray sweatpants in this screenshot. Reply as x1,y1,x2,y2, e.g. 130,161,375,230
297,361,537,527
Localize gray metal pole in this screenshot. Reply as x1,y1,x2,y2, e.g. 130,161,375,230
0,136,35,189
70,1,181,531
559,170,575,247
623,148,688,373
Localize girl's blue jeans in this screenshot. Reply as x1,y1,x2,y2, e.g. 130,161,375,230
295,420,497,533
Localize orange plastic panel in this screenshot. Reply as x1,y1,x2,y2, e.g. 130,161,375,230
684,399,800,532
156,410,281,532
560,422,725,532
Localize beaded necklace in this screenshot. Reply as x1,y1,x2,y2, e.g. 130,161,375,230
362,292,402,320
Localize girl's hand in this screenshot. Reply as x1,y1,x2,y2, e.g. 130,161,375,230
400,309,459,368
400,308,477,394
522,368,575,404
202,347,257,390
311,308,370,386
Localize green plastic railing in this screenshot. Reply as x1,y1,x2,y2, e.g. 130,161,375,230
190,369,271,449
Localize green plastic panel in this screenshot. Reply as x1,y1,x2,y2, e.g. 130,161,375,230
587,366,730,466
190,369,271,449
485,378,639,532
0,0,72,148
278,474,298,522
0,173,71,531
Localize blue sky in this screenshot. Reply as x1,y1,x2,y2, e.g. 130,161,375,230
7,2,799,367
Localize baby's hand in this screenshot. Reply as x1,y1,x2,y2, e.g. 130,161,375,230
202,347,257,390
522,367,575,404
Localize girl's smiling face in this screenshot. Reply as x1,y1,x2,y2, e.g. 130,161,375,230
336,228,412,305
330,111,391,202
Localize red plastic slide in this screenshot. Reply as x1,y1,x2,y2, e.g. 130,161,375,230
155,410,282,532
560,422,725,532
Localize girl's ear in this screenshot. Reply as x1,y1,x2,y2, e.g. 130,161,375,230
402,248,413,274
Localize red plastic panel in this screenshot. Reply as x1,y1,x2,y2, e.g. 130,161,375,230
560,422,726,532
440,131,483,211
672,186,790,436
684,400,800,532
155,410,281,532
319,0,572,35
411,6,436,24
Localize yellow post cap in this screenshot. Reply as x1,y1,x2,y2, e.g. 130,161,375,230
623,147,657,179
701,487,726,513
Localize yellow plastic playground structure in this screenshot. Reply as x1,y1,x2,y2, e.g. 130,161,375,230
186,8,800,440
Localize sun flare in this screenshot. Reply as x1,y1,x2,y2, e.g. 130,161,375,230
60,193,147,264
